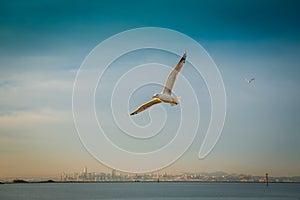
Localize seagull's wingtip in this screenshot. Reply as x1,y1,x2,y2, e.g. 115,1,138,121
180,52,187,62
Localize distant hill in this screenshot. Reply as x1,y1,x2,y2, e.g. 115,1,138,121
36,180,55,183
13,179,28,183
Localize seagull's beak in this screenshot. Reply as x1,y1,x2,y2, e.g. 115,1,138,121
152,95,155,98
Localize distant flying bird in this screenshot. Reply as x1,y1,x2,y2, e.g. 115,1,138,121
245,78,255,84
130,52,186,116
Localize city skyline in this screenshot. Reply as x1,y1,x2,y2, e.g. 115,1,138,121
1,0,300,178
2,166,300,183
59,168,300,183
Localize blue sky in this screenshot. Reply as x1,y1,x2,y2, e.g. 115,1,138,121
0,0,300,178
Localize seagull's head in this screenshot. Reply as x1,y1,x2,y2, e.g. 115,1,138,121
152,93,160,98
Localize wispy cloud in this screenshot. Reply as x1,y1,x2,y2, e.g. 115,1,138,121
0,108,71,127
0,67,75,113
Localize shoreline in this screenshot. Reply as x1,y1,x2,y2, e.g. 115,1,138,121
1,180,300,184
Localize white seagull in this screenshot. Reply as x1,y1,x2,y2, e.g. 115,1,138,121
130,52,187,116
245,78,255,84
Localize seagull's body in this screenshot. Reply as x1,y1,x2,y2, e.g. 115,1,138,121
245,78,255,84
130,52,186,115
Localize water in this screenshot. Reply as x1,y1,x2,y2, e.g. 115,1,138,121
0,182,299,200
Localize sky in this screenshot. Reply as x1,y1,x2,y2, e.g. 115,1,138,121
0,0,300,179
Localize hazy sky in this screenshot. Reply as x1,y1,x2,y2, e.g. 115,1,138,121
0,0,300,178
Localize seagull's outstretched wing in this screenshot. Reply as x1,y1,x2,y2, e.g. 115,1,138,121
162,52,186,95
130,98,162,115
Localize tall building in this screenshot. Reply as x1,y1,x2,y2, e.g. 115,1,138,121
79,166,88,180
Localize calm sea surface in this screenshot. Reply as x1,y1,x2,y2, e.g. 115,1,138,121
0,182,299,200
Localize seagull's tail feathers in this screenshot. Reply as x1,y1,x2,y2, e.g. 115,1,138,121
177,96,182,103
171,96,181,106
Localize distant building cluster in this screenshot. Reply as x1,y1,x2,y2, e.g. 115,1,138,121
60,168,300,183
60,167,159,182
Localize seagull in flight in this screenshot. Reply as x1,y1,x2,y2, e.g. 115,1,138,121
245,78,255,84
130,52,187,116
